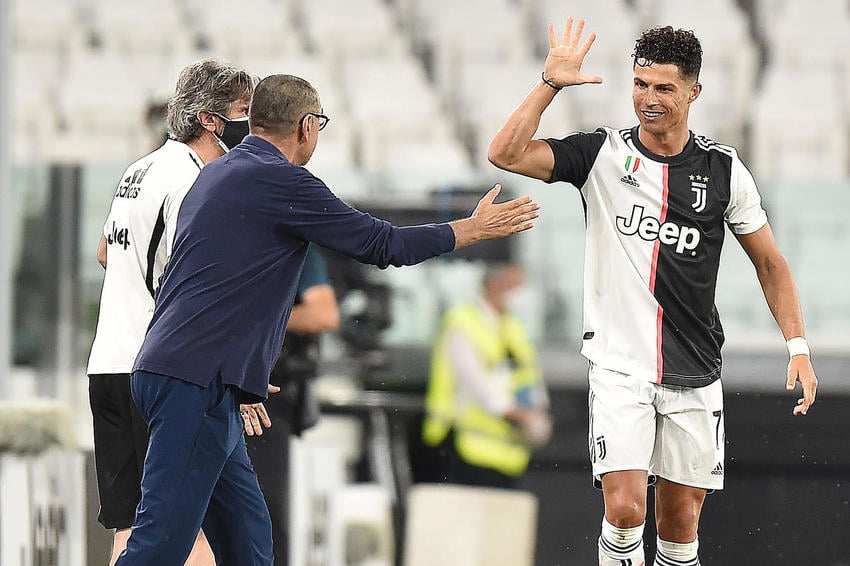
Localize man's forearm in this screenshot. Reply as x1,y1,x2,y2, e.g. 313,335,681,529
488,81,558,169
757,256,806,340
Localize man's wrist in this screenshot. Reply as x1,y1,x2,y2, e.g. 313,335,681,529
541,71,562,91
448,217,480,250
787,336,810,358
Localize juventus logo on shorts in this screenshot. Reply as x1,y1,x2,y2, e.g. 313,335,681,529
595,435,607,461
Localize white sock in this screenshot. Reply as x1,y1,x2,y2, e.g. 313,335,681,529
598,518,645,566
654,536,699,566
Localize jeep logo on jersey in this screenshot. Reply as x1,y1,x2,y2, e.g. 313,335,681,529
107,222,131,250
616,205,700,256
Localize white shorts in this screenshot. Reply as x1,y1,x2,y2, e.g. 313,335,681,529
588,363,725,491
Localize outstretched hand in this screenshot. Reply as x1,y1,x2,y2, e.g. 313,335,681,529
786,355,817,415
543,18,603,89
450,185,540,249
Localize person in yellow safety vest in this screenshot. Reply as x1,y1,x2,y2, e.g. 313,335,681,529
423,263,552,489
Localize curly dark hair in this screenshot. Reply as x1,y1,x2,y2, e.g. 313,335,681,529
633,26,702,81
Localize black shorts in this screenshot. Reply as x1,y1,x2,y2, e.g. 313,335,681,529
88,373,149,529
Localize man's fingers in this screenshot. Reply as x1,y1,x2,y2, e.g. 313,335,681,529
497,196,537,212
241,410,256,435
256,405,272,427
785,368,796,391
268,384,281,394
579,74,604,85
579,31,597,58
571,19,585,50
480,184,502,206
803,379,817,409
561,18,573,47
548,23,557,49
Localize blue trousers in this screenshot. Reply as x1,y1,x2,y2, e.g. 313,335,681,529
116,370,273,565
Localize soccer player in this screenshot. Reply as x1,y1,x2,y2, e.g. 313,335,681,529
487,20,818,566
115,74,540,564
87,59,256,565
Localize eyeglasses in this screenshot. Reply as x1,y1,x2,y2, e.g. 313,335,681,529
303,112,330,131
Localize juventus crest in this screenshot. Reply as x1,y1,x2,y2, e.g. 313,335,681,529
690,174,709,213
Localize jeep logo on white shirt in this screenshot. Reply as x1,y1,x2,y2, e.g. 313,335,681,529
107,222,131,250
616,205,700,256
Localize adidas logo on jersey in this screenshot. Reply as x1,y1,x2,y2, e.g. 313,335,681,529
616,204,701,256
711,462,724,476
620,174,640,188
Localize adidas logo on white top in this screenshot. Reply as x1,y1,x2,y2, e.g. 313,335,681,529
620,174,640,187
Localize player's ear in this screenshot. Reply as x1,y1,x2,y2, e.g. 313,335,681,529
197,110,218,133
689,82,702,103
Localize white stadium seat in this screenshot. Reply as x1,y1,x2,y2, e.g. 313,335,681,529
751,67,848,180
91,0,191,56
299,0,408,59
13,0,85,52
403,484,538,566
188,0,302,59
58,50,149,136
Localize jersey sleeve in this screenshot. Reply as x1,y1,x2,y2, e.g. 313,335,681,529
163,178,195,259
724,154,768,235
296,245,330,295
543,128,608,188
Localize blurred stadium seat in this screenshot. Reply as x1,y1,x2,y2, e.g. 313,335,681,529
13,0,86,53
92,0,191,56
299,0,408,59
751,67,848,180
187,0,302,59
403,484,538,566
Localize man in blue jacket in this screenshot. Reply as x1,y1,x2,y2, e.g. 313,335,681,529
117,74,540,565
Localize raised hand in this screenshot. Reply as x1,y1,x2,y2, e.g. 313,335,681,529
543,18,603,89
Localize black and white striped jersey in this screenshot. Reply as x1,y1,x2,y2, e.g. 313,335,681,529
87,140,204,375
545,126,767,387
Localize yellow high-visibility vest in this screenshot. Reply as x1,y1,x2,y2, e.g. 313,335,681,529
423,302,542,477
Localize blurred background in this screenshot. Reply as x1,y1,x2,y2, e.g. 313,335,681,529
1,0,849,564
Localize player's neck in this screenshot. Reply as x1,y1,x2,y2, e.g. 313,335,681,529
186,134,226,165
638,126,690,158
254,132,302,166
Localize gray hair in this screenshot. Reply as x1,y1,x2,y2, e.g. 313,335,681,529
167,59,257,143
249,74,320,137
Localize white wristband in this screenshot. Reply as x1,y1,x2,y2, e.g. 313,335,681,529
787,337,810,358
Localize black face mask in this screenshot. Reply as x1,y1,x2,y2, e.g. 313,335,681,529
213,114,249,151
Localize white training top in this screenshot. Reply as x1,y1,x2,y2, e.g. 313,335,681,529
545,126,767,387
87,140,204,375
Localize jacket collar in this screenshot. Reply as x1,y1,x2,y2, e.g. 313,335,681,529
241,135,290,162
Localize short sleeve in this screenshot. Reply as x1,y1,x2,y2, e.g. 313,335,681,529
724,154,768,235
163,182,194,258
296,245,330,295
544,128,608,188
